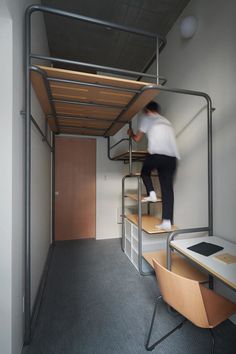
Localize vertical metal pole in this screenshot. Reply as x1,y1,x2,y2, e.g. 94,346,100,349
167,232,174,270
207,99,214,289
107,136,111,159
156,37,159,85
137,176,143,273
128,122,133,175
207,99,213,236
51,133,55,242
121,176,126,251
24,8,31,344
44,116,48,140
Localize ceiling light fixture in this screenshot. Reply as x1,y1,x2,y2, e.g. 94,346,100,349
180,15,198,39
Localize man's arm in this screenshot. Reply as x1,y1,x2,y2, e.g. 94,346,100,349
127,128,144,142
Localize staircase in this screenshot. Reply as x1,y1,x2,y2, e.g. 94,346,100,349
122,173,178,275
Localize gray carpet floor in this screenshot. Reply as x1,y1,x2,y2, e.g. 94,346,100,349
23,239,236,354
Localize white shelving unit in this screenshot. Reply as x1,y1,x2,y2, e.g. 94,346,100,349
122,175,178,274
124,218,167,271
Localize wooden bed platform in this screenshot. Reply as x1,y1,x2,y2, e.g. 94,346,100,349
31,65,160,136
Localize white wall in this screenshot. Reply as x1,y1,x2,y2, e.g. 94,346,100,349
96,137,125,239
149,0,236,313
0,1,51,353
31,94,51,307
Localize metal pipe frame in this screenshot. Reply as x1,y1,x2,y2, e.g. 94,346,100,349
30,66,59,133
166,228,210,270
121,176,126,252
52,97,126,110
51,133,55,244
137,176,144,274
31,115,53,150
27,4,166,41
59,124,105,132
109,138,129,150
27,4,166,83
121,84,213,234
107,136,113,161
104,84,157,136
24,3,214,344
50,114,127,124
120,85,213,276
156,37,159,85
31,67,164,141
21,110,53,150
107,136,132,161
31,54,167,83
166,227,214,289
154,85,214,236
128,122,133,175
24,7,31,343
24,3,166,345
122,174,153,276
48,76,141,94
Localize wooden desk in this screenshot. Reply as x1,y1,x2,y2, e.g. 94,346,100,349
169,236,236,291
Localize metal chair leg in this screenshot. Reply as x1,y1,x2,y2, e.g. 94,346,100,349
145,296,187,351
209,329,215,354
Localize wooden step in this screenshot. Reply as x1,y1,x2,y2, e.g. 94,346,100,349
126,214,178,234
143,249,208,282
126,193,162,203
112,150,147,161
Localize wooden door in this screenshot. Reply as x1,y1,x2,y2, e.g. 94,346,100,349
55,137,96,240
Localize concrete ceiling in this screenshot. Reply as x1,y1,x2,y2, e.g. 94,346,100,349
41,0,190,74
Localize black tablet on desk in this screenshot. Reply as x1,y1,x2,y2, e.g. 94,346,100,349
187,242,224,256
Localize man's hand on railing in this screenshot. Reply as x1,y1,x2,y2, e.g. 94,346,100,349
127,128,134,137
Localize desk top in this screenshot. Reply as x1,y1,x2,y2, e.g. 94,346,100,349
170,236,236,290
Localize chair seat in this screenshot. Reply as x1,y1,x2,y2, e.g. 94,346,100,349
145,257,236,352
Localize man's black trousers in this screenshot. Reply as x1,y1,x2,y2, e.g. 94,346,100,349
141,154,177,221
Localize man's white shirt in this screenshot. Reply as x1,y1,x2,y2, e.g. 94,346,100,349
139,113,180,159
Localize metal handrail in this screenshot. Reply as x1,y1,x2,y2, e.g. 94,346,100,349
166,227,210,270
27,4,167,41
31,54,167,83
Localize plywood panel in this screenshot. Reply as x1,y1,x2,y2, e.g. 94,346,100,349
39,65,149,89
31,70,52,115
48,117,58,131
31,65,160,136
55,137,96,240
55,102,122,119
60,128,103,136
126,214,178,234
105,88,159,135
51,83,134,105
58,118,111,129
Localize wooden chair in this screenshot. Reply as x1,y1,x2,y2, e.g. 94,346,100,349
145,258,236,353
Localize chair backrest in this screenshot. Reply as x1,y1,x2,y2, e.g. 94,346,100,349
152,258,210,328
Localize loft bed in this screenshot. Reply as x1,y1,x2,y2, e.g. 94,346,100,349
28,5,167,149
24,4,214,343
31,65,161,138
24,5,168,342
27,5,169,164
